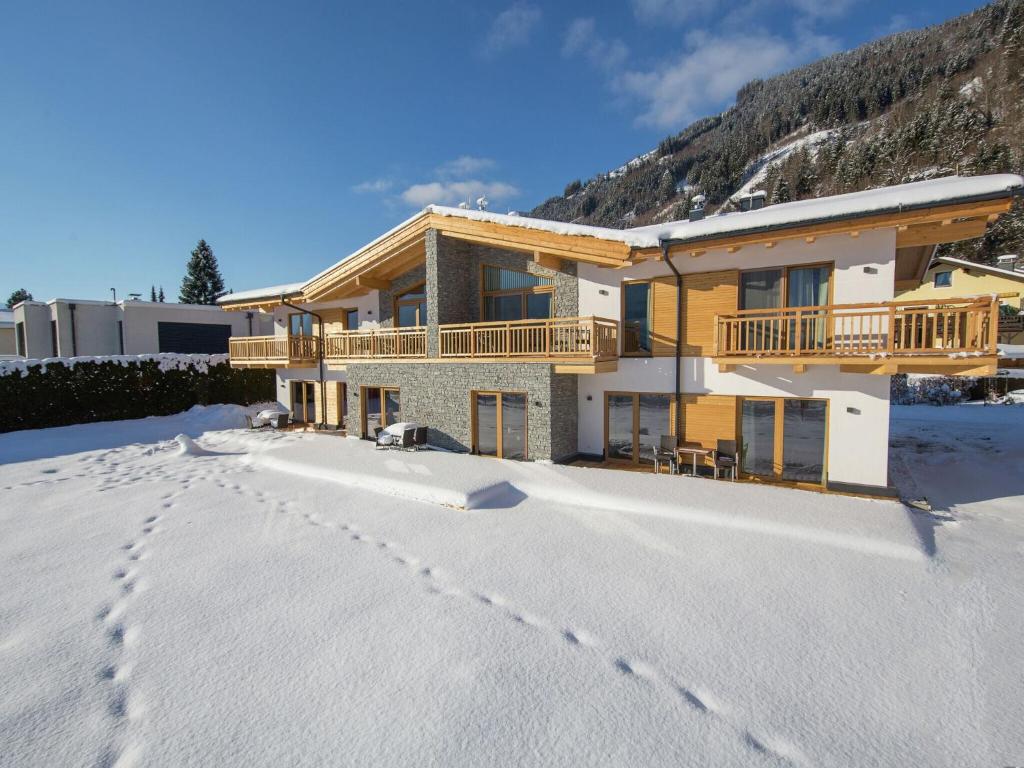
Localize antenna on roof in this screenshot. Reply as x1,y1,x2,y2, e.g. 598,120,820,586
476,195,488,211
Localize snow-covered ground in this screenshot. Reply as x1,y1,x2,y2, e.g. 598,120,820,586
1,404,1022,767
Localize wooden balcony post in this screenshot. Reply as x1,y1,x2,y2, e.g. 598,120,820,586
988,296,1000,353
886,305,897,355
793,309,802,354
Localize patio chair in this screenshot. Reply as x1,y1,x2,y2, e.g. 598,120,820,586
397,427,416,451
711,440,739,481
653,434,678,475
413,426,427,449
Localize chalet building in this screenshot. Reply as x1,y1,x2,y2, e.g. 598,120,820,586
219,174,1023,495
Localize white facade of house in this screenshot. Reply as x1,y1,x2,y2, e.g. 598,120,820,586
576,229,896,488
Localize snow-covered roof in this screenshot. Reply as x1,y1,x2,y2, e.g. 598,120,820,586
998,344,1024,359
933,256,1024,282
425,205,657,247
216,282,305,305
635,174,1024,245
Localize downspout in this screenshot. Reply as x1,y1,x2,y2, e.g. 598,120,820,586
661,240,683,436
280,297,326,430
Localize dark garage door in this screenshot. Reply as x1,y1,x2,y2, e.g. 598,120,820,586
157,322,232,354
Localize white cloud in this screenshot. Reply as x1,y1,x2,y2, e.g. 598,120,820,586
634,0,851,24
631,0,693,23
401,180,519,208
436,156,496,178
352,178,393,194
482,4,542,57
561,18,629,73
613,29,838,128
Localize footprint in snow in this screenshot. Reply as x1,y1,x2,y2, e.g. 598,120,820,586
562,629,600,648
614,658,660,681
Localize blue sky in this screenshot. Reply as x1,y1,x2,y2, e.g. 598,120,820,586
0,0,987,301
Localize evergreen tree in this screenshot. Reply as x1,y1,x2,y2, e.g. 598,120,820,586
6,288,32,308
150,285,157,302
158,286,165,303
179,240,225,305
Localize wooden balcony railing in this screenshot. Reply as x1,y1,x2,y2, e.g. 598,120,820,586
714,296,999,361
228,335,320,365
439,316,618,361
324,327,427,361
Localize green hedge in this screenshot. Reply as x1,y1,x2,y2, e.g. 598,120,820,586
0,358,274,433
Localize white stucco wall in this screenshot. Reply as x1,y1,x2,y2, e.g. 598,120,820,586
274,367,348,415
13,303,53,357
51,302,121,356
576,358,891,487
120,303,250,354
269,292,380,337
575,228,899,489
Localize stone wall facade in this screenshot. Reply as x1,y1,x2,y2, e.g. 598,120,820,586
344,361,579,462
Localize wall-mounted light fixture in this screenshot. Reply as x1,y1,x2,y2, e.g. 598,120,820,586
598,289,609,296
863,266,877,274
846,406,861,415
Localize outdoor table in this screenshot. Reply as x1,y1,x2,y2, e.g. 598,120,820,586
676,444,711,476
383,421,419,437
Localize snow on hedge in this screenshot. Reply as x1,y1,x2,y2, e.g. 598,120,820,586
0,353,229,378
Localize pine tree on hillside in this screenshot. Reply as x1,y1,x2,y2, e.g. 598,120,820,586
158,286,165,303
179,240,225,305
6,288,32,308
150,285,157,302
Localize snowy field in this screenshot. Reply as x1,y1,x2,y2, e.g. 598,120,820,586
1,404,1022,767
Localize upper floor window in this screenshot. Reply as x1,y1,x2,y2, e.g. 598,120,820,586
622,281,651,355
289,313,313,336
395,283,427,327
481,265,554,322
345,308,359,330
933,271,953,288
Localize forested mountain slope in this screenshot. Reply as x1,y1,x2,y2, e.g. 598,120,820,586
530,0,1024,263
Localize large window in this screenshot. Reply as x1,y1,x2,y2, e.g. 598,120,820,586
345,309,359,330
740,397,827,485
622,281,652,355
289,313,314,336
361,386,401,437
739,263,832,351
481,265,554,322
394,284,427,327
290,381,317,423
473,391,527,460
605,392,674,464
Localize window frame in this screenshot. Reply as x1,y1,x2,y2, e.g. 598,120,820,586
602,390,677,465
393,282,427,328
471,390,529,460
933,270,953,288
620,279,654,357
737,396,829,487
738,261,835,311
288,312,314,337
360,385,401,437
479,264,555,322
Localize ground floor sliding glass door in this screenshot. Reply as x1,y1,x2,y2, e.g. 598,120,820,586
739,397,828,485
473,391,527,460
290,381,317,423
605,392,675,464
360,386,400,437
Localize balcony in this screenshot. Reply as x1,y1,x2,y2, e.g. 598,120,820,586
439,316,619,372
713,297,1000,374
229,318,620,372
324,327,427,363
228,335,319,368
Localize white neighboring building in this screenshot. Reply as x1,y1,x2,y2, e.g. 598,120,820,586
11,299,272,358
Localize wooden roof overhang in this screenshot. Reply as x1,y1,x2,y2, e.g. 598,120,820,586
631,198,1015,264
300,212,636,303
218,292,303,312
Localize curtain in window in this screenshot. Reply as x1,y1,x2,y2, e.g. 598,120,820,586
740,270,781,351
787,266,830,349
